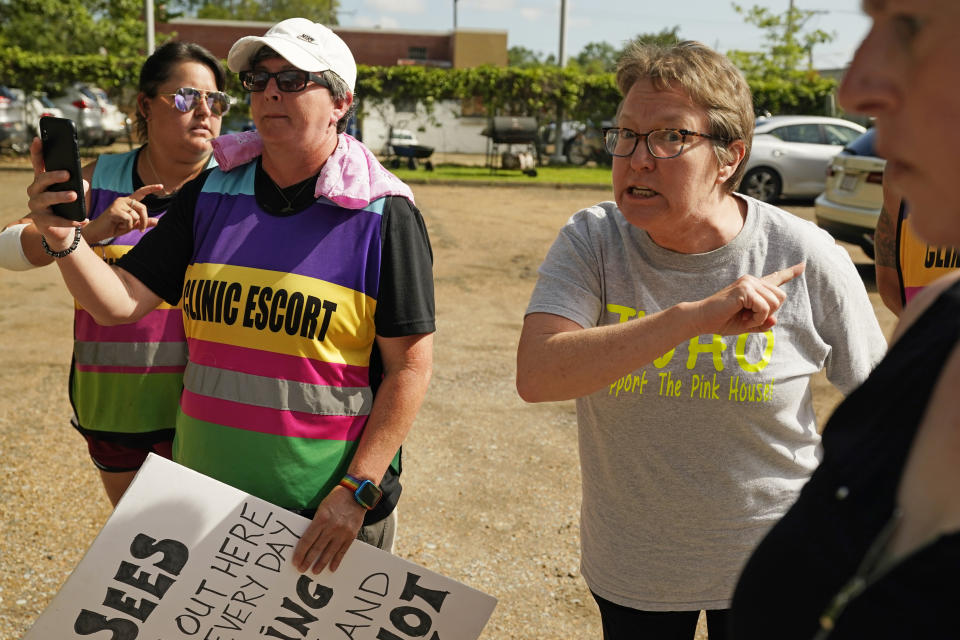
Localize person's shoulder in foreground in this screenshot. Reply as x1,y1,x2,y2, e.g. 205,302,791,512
731,0,960,635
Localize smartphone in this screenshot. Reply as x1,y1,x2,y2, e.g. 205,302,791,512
39,116,87,221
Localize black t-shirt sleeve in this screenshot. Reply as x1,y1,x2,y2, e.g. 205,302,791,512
116,169,212,305
375,196,436,337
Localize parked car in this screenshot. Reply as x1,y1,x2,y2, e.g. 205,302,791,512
0,85,30,153
7,88,65,138
26,92,65,136
86,85,128,145
385,127,434,170
739,115,866,202
814,128,885,260
538,120,612,165
49,83,106,147
386,127,419,154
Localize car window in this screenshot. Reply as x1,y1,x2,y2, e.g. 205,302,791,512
772,124,823,144
91,88,114,105
843,129,878,157
823,124,861,146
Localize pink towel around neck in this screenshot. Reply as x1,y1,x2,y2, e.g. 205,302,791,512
210,131,414,209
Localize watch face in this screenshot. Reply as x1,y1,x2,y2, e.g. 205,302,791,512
356,480,383,509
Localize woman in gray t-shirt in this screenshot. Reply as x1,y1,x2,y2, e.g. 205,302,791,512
517,40,885,640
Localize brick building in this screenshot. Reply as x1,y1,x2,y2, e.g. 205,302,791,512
155,19,507,69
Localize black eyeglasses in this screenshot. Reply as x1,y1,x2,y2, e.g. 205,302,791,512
158,87,231,116
238,69,329,93
602,127,727,159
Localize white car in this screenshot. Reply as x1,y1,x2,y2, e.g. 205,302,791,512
814,128,885,260
0,87,63,153
27,93,65,136
0,85,30,152
739,115,866,202
10,89,65,137
386,127,419,153
86,85,129,145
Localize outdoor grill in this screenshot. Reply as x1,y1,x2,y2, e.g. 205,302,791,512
481,116,542,172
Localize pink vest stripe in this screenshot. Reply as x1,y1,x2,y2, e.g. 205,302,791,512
904,286,924,304
186,337,369,387
74,308,184,343
179,389,367,441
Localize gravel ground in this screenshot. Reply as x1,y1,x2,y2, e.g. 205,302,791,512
0,171,896,639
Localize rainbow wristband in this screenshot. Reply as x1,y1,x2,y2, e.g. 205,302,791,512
339,473,382,510
339,474,362,492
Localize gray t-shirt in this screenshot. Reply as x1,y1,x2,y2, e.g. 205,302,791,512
526,195,886,611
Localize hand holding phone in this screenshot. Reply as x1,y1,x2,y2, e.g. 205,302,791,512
39,116,87,221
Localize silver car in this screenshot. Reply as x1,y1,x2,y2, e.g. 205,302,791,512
814,129,885,260
86,85,128,145
8,88,65,137
27,93,66,136
739,115,866,202
0,85,30,153
49,83,106,147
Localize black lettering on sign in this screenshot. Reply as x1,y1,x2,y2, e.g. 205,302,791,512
72,533,189,639
129,534,189,575
259,575,333,639
376,573,449,640
113,561,176,599
74,610,140,639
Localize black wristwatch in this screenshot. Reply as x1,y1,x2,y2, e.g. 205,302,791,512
339,473,383,510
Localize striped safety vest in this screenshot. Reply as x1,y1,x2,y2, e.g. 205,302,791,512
71,150,189,438
174,161,385,510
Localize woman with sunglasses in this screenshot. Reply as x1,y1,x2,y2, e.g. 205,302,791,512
13,41,227,505
516,40,885,639
26,19,434,576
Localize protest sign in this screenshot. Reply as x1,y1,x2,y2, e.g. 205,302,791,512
24,454,497,640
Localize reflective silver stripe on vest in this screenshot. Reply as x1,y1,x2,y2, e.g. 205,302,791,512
183,362,373,416
74,341,188,367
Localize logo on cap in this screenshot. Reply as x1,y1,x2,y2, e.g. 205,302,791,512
297,34,315,43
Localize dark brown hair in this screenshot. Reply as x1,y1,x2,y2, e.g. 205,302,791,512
135,41,226,142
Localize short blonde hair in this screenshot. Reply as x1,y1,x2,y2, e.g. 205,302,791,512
616,40,754,192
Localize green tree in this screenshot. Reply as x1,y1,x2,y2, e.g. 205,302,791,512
726,3,837,115
728,2,834,77
631,26,681,48
508,45,550,68
569,27,681,73
0,0,147,57
571,41,619,73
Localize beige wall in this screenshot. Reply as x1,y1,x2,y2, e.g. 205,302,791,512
453,30,508,68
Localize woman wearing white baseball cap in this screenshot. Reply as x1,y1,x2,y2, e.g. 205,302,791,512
27,18,435,577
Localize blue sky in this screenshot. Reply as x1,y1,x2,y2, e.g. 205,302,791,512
340,0,871,70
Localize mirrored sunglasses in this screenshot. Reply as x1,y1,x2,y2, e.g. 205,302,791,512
238,69,329,93
158,87,230,116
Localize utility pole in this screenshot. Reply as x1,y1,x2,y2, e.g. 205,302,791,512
550,0,568,164
786,0,795,48
453,0,459,30
145,0,155,55
558,0,567,66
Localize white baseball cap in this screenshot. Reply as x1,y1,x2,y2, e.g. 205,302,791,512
227,18,357,92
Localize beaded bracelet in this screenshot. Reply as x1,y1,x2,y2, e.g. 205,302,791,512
40,227,82,259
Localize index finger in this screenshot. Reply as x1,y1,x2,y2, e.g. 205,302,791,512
762,262,806,287
129,183,166,202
